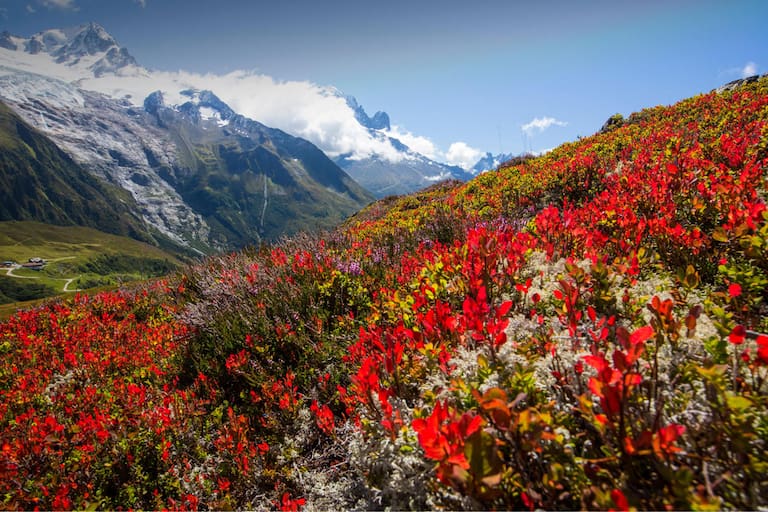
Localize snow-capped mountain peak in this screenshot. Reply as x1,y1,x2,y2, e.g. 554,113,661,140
53,23,115,57
345,95,390,131
1,23,139,78
0,31,19,51
334,96,473,196
177,89,236,125
469,152,516,175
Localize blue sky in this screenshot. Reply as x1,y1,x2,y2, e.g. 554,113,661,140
2,0,767,160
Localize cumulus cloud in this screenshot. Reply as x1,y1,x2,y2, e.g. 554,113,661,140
386,127,484,169
445,142,483,169
387,125,440,160
133,0,147,7
31,50,474,166
741,61,758,78
521,116,568,135
83,69,409,162
40,0,78,10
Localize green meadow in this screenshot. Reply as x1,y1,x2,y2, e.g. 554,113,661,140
0,220,181,315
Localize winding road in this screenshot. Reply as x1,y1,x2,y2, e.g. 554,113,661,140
62,278,82,292
2,258,82,292
3,266,40,279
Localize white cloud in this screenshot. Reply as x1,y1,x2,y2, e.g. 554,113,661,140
741,61,758,78
382,126,484,169
445,141,483,169
521,116,567,135
40,0,78,10
387,125,440,160
723,61,760,79
82,69,408,163
133,0,147,7
26,4,37,13
3,45,472,166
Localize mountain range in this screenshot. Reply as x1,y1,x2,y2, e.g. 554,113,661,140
0,23,511,251
0,101,156,244
0,23,376,252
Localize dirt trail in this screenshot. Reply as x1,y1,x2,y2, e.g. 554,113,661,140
2,263,82,292
3,266,40,279
62,278,82,293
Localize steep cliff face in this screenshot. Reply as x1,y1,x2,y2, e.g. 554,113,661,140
144,90,373,248
0,100,158,243
0,67,372,252
0,71,213,250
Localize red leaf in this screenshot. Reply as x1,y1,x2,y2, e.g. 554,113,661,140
616,326,630,349
612,350,628,372
496,300,513,318
729,324,746,345
521,491,534,511
588,376,604,398
610,488,629,512
756,335,768,364
630,325,654,345
584,354,607,372
653,423,685,456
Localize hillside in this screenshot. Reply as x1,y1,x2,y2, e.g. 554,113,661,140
146,90,373,247
0,77,766,510
0,69,374,252
0,101,161,244
0,220,181,309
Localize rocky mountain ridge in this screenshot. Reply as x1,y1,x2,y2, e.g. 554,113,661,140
0,23,495,200
2,23,141,77
0,100,162,245
337,96,474,197
0,24,372,252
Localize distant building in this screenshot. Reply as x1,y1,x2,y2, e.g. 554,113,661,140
21,262,45,271
2,261,15,267
29,257,44,263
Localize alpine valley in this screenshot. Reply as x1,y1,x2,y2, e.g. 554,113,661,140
0,23,491,256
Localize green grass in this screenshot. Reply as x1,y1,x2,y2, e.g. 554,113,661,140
0,221,182,309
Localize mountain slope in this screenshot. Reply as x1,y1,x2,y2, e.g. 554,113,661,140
146,90,373,247
1,76,767,511
0,70,215,250
0,220,182,307
0,100,158,242
0,25,373,251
